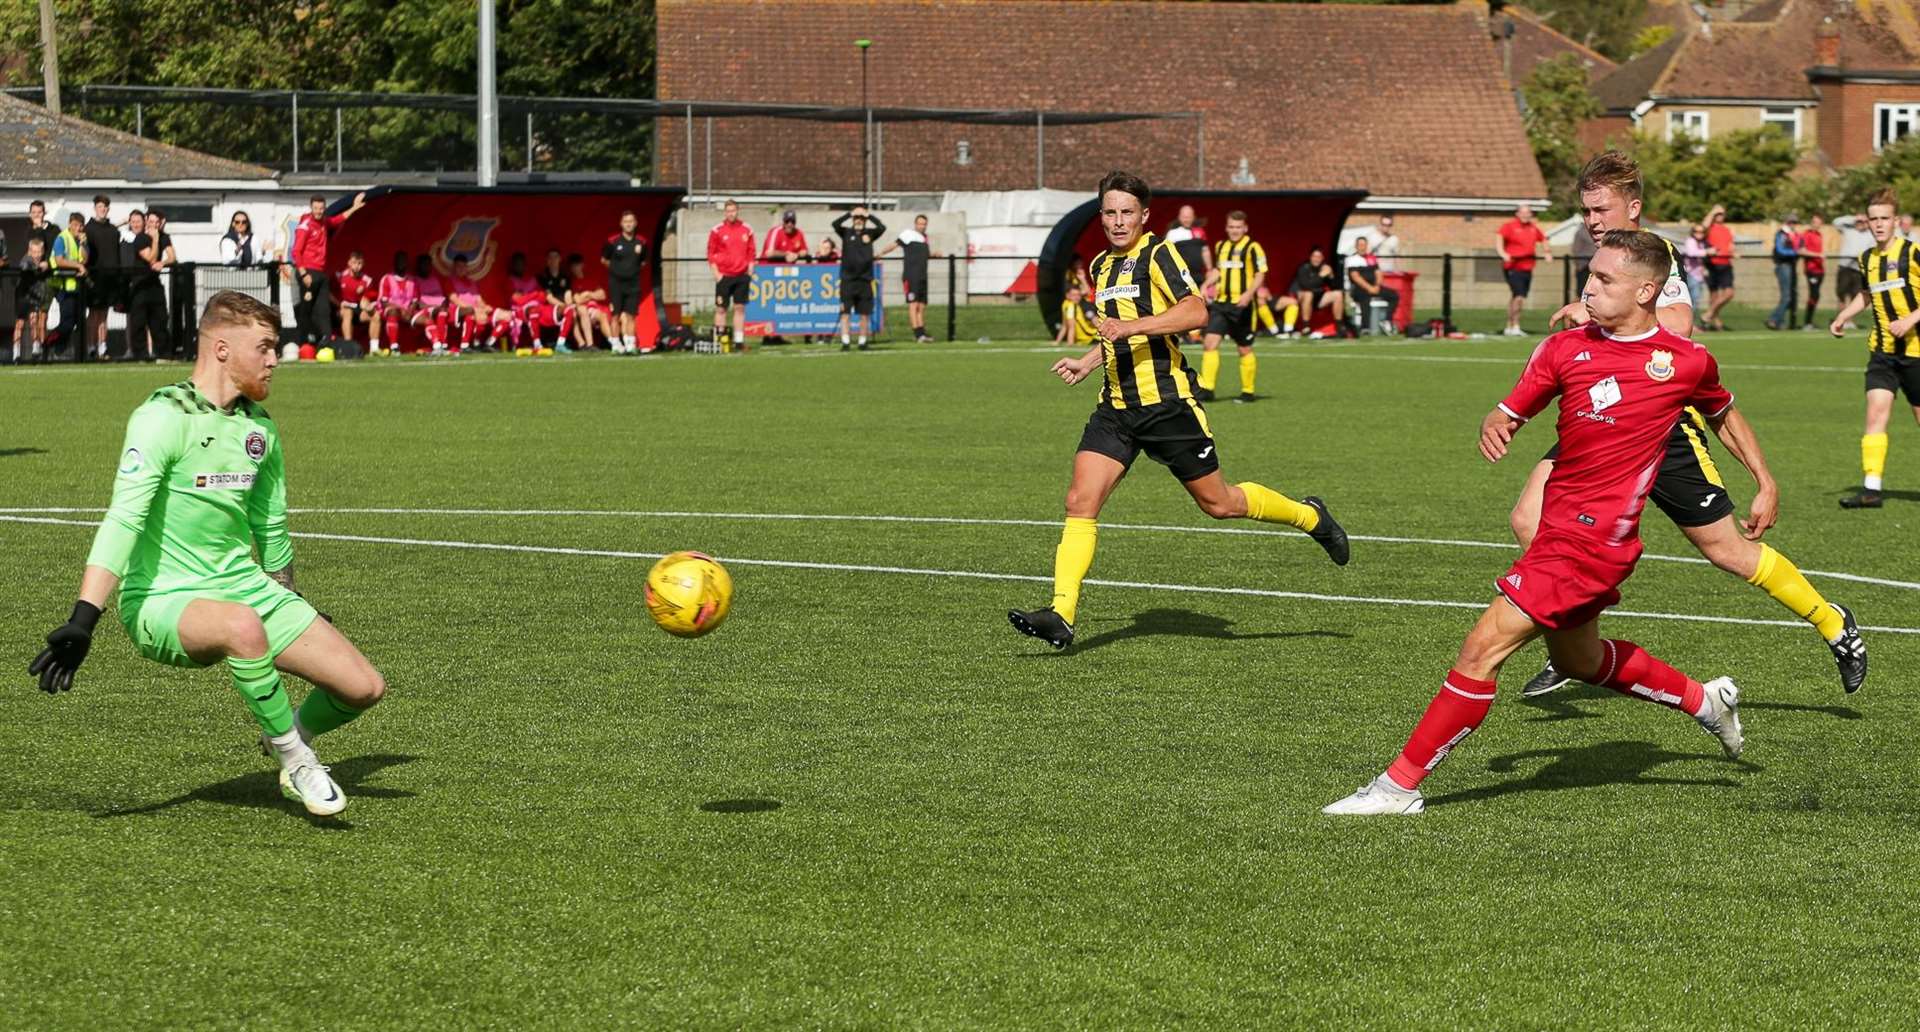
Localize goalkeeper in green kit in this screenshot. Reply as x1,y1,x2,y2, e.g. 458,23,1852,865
28,291,386,817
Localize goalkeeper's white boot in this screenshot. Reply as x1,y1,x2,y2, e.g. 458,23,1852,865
1695,676,1744,759
280,760,347,816
1322,773,1425,815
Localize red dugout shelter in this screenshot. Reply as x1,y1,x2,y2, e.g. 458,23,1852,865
326,186,684,351
1037,189,1369,335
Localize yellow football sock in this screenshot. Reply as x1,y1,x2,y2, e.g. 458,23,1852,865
1282,302,1299,333
1239,353,1258,394
1253,304,1277,334
1198,349,1221,391
1238,482,1318,531
1050,517,1098,624
1748,544,1845,641
1863,432,1888,488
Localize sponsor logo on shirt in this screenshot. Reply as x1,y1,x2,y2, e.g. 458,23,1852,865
1096,284,1141,303
1871,277,1906,293
1645,349,1675,382
245,430,266,462
118,447,143,474
1587,375,1622,413
193,472,256,490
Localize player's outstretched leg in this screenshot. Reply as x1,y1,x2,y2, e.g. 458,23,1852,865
179,600,346,816
275,616,387,739
1554,634,1742,758
1682,519,1867,694
1184,474,1349,566
1010,451,1126,650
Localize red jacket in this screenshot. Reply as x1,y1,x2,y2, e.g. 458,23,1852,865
707,219,756,276
291,211,347,272
1799,229,1825,276
761,225,808,261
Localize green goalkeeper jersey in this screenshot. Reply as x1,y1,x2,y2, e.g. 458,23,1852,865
86,381,293,598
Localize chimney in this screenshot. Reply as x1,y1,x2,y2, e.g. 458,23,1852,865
1816,17,1841,68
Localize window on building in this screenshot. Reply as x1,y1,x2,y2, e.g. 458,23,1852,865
1667,109,1710,144
1762,107,1802,142
1876,103,1920,151
157,203,215,224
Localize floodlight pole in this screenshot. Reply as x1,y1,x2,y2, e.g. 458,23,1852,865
477,0,499,187
857,38,872,204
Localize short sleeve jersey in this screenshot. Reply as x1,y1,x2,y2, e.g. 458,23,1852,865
1500,324,1734,546
1212,237,1267,304
1087,231,1202,410
538,269,572,300
1862,238,1920,356
1499,220,1547,271
86,382,294,600
895,229,931,281
602,234,647,281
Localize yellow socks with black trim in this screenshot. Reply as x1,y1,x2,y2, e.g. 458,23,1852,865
1748,544,1846,642
228,653,294,737
1239,353,1258,394
1199,349,1221,392
1863,432,1888,490
1238,482,1318,530
1050,517,1098,624
298,689,368,739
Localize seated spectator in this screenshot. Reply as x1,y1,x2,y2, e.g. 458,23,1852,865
762,210,808,262
444,256,508,351
1345,235,1399,334
810,237,840,264
335,250,377,347
412,253,453,354
1054,283,1100,347
566,252,613,350
537,249,576,352
374,250,417,356
219,211,260,266
1290,246,1348,338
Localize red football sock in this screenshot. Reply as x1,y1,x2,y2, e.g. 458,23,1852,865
1593,639,1705,716
1386,670,1498,790
384,314,401,343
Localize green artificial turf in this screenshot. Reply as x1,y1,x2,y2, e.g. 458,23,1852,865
1,331,1916,1029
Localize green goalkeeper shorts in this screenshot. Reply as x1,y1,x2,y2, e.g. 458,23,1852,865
120,577,319,669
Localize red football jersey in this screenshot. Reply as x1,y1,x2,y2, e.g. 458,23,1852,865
1500,323,1733,546
334,270,374,304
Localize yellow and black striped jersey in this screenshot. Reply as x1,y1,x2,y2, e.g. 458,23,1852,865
1088,232,1202,409
1061,297,1101,345
1862,238,1920,357
1212,236,1267,305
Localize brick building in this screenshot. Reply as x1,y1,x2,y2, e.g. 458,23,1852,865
656,0,1548,239
1584,0,1920,169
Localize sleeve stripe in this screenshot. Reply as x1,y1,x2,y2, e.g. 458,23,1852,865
1497,402,1528,422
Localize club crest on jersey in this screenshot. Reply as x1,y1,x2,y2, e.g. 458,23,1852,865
244,430,266,462
429,216,502,278
1645,349,1675,382
1119,256,1138,277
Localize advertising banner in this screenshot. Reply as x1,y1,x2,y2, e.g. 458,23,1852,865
742,263,884,335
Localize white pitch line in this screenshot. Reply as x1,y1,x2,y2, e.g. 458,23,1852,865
5,504,1917,592
5,514,1917,636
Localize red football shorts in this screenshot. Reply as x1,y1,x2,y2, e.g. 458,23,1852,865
1494,528,1643,630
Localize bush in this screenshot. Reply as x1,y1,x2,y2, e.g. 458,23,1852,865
1623,127,1801,222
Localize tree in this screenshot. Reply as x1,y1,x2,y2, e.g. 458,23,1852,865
1522,0,1648,62
0,0,655,177
1624,127,1801,222
1520,54,1600,216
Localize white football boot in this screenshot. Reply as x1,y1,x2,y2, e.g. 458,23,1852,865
1694,676,1743,759
279,761,348,816
1322,773,1426,815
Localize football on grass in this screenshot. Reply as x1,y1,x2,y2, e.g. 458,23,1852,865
645,551,733,637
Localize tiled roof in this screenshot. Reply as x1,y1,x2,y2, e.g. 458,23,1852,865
1594,0,1920,108
1505,6,1619,85
0,93,275,183
656,0,1547,201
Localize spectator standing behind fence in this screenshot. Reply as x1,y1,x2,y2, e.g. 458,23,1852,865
1902,214,1916,243
219,211,259,266
1496,204,1550,336
11,236,51,364
121,210,171,362
1680,222,1710,312
832,206,885,351
761,210,808,262
601,210,650,355
12,201,56,359
1836,211,1873,330
1703,205,1735,331
84,195,120,361
1767,214,1800,330
50,212,89,361
1363,214,1401,272
1345,235,1399,334
1800,214,1827,331
876,214,937,343
706,200,755,354
285,192,367,350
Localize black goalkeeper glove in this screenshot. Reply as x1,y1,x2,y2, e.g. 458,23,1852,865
28,601,100,694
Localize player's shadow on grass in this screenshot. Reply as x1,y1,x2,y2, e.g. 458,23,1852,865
1061,608,1350,654
1423,740,1749,809
1518,683,1611,722
0,447,48,458
92,753,418,827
